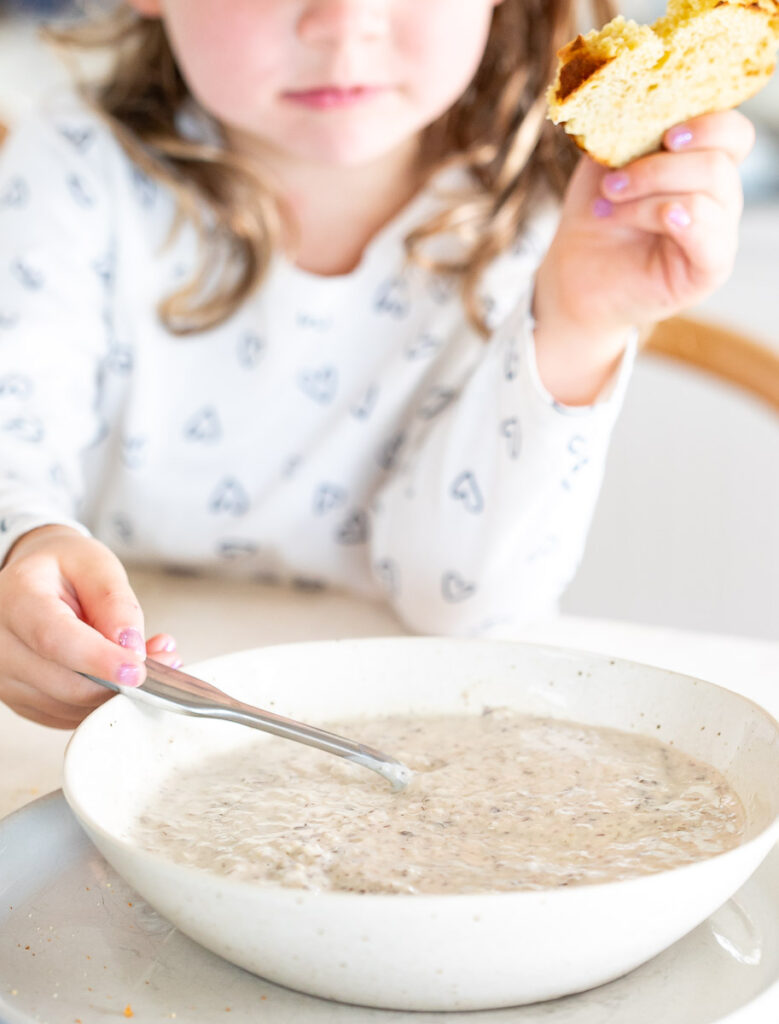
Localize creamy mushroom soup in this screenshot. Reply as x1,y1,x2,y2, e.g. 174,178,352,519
133,710,745,894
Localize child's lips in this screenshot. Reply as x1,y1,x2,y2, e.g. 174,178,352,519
282,85,389,109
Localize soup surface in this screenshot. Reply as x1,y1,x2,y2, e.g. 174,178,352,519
133,710,745,894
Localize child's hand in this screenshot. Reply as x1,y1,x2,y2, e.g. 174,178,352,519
0,526,179,729
532,110,754,404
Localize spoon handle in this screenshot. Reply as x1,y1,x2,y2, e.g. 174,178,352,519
82,658,412,791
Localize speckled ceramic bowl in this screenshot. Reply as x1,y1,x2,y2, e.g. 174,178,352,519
63,638,779,1011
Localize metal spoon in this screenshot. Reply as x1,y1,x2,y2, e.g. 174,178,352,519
82,658,413,791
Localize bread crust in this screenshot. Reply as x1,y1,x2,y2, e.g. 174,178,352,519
547,0,779,167
554,36,614,103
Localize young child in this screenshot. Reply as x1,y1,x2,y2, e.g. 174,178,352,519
0,0,753,728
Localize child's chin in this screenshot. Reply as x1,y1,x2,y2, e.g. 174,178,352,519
294,128,417,169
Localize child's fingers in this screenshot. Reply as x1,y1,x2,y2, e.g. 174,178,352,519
146,633,177,655
150,651,184,668
3,633,113,708
595,192,736,280
2,671,108,725
4,693,87,730
601,149,742,212
70,551,146,658
663,110,756,165
146,633,182,669
7,587,146,689
146,634,182,669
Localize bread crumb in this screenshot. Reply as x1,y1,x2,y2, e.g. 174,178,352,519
123,1006,134,1018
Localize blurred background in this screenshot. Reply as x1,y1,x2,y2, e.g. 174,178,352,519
0,0,777,641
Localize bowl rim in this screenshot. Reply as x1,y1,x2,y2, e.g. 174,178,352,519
63,637,779,906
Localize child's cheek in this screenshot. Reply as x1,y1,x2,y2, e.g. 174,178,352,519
163,1,283,122
401,12,492,123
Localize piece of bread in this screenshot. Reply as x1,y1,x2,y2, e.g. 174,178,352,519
547,0,779,168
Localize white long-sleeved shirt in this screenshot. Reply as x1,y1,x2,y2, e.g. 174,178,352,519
0,96,634,634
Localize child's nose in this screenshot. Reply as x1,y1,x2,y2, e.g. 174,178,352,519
296,0,389,47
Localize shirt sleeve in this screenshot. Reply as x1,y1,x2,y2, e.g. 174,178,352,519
0,107,113,564
369,291,636,635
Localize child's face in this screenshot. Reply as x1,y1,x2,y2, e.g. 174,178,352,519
130,0,503,166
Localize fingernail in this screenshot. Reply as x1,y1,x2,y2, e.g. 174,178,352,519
171,657,183,670
118,628,144,653
116,663,141,687
666,204,692,228
163,638,177,653
593,198,614,218
603,171,629,194
667,126,693,150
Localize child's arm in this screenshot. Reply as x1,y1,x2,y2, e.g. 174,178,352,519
532,110,754,405
370,110,751,634
369,298,633,634
0,110,175,726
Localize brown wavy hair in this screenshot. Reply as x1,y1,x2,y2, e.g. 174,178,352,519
49,1,616,336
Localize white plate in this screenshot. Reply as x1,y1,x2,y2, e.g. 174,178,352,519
0,792,778,1024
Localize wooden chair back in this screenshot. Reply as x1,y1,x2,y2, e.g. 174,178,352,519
644,316,779,413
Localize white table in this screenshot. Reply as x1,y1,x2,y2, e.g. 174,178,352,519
1,567,778,821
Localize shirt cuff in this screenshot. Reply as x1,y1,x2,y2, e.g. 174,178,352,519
0,513,91,567
521,310,638,418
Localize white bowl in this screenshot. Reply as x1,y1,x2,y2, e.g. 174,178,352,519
63,638,779,1011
